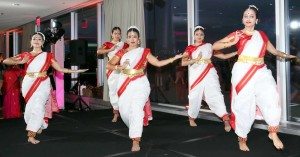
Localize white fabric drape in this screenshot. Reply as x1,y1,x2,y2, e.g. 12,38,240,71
103,0,145,47
102,0,146,101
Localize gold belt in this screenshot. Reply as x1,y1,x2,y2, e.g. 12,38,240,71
197,59,211,64
237,55,264,65
26,72,47,78
121,68,145,78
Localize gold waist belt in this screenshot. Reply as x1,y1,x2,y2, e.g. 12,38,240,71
237,55,264,65
122,68,145,78
197,59,211,64
26,72,47,78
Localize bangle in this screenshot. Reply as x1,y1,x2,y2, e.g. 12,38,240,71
169,57,174,63
223,42,229,48
282,53,287,58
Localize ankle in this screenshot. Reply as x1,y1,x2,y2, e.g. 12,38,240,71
238,136,247,143
222,114,230,122
268,126,279,134
27,131,36,138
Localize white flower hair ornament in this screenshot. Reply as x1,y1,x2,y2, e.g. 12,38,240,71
127,26,140,32
248,5,259,11
194,26,205,32
36,32,46,41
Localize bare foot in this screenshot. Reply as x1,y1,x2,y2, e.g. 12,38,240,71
111,113,119,123
268,133,284,150
189,119,197,127
27,137,40,144
131,140,140,152
238,141,250,151
224,120,231,132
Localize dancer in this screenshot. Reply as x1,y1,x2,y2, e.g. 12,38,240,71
3,32,87,144
107,26,182,152
97,27,128,122
181,26,237,132
212,5,296,151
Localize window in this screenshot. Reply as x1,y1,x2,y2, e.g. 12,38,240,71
288,0,300,122
145,0,188,105
195,0,276,110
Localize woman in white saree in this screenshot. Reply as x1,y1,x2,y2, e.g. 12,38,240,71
181,26,237,132
107,26,182,152
213,5,296,151
3,32,87,144
97,27,128,122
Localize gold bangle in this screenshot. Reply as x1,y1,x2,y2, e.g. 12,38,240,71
170,57,174,63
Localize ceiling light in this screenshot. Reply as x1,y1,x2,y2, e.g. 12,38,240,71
290,20,300,30
12,3,20,6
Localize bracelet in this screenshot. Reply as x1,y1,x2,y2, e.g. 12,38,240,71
282,53,287,58
169,57,174,63
223,42,230,48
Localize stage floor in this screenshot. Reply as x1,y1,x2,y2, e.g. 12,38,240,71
1,110,300,157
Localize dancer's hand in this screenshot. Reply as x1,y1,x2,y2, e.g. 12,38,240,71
173,53,183,60
285,54,297,59
195,53,202,62
76,69,89,73
232,31,243,45
18,56,30,64
109,45,118,52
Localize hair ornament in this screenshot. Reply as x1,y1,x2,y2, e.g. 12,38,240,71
248,5,259,11
35,32,46,41
127,26,140,32
194,25,205,31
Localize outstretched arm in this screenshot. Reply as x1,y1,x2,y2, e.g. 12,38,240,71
212,31,242,50
214,51,237,60
97,45,117,55
147,53,183,67
3,55,29,65
51,59,87,73
267,41,296,59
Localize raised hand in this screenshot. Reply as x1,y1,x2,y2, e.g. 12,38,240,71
232,31,243,45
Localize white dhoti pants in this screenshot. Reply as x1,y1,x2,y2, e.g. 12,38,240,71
231,65,281,138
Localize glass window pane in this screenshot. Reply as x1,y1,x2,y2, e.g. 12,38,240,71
145,0,188,106
288,0,300,122
195,0,275,111
77,5,99,98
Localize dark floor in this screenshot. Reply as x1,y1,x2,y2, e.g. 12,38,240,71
1,110,300,157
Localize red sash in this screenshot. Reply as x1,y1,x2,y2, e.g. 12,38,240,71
185,43,206,57
24,53,53,103
234,31,268,94
105,42,129,79
117,48,150,97
190,63,213,90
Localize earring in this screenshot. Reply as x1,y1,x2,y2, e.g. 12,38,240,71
256,21,258,24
